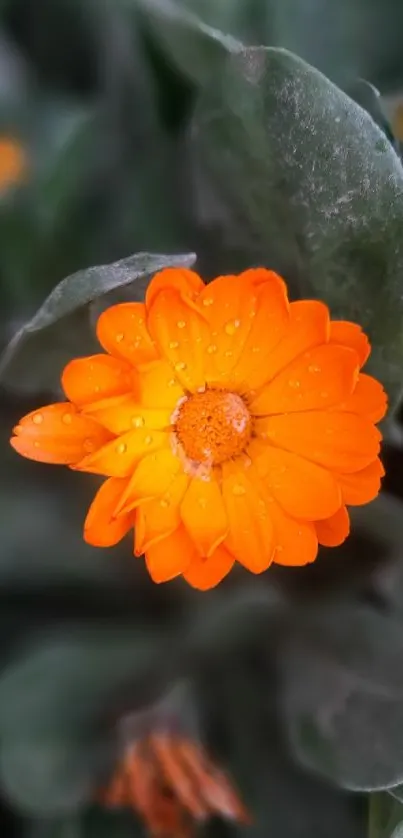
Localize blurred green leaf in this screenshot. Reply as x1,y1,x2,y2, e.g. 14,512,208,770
368,792,403,838
0,250,196,392
278,588,403,790
0,626,163,815
192,46,403,410
137,0,241,85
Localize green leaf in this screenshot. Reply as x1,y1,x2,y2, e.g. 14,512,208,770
137,0,240,85
0,627,162,815
278,591,403,790
368,793,403,838
0,250,196,393
192,46,403,410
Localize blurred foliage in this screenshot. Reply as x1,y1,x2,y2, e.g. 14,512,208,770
0,2,403,838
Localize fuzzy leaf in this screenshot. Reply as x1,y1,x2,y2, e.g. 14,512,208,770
0,251,196,393
0,627,162,815
192,46,403,409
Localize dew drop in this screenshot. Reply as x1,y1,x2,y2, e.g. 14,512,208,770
62,412,73,425
34,441,40,449
132,416,145,428
168,379,176,387
207,344,217,354
288,379,301,389
175,361,187,372
14,424,23,434
116,333,124,343
169,340,179,349
177,320,186,329
83,439,94,453
225,319,241,336
252,346,260,353
32,413,43,425
308,364,321,373
160,498,169,509
232,483,246,496
145,435,153,445
202,297,214,307
224,350,233,358
94,385,100,393
276,544,283,553
116,442,127,454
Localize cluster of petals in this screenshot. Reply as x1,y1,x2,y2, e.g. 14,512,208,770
10,267,387,589
102,730,248,838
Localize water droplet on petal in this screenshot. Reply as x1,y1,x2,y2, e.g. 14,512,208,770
202,297,214,307
288,379,301,389
14,424,23,434
169,341,179,350
34,441,40,448
177,320,186,329
308,364,321,373
116,333,124,343
62,412,73,425
116,442,127,454
232,483,246,496
276,544,283,553
160,498,169,509
207,344,217,354
131,416,145,428
145,435,153,445
32,413,43,425
94,385,100,393
225,319,241,336
224,350,233,358
84,439,94,453
175,361,187,372
252,346,260,354
168,379,176,387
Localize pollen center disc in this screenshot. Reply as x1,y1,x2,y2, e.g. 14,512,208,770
174,389,252,465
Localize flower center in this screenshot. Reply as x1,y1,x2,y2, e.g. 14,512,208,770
174,389,252,466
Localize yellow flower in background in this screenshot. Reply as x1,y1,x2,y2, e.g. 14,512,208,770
10,267,387,589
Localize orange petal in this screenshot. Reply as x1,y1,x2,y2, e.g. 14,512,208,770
315,505,350,547
221,463,274,573
197,273,260,383
134,474,189,553
84,477,132,546
137,359,185,409
269,498,318,566
83,394,172,435
183,544,235,590
147,289,209,391
338,373,387,423
73,428,168,477
145,267,205,309
231,270,290,390
61,354,133,407
256,411,381,473
180,476,228,557
115,446,181,515
251,344,358,415
336,458,384,506
144,525,196,582
11,403,112,465
247,299,330,391
250,440,341,520
329,321,370,367
150,734,208,819
96,302,158,364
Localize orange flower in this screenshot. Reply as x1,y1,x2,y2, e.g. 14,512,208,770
0,137,26,190
10,267,387,588
102,730,248,838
